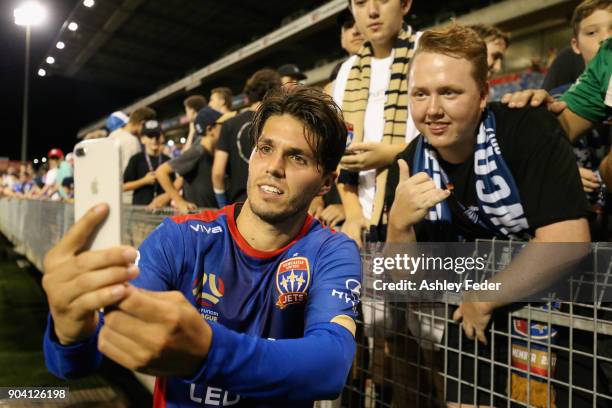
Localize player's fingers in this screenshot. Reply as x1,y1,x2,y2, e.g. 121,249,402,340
70,284,129,316
116,287,175,322
65,265,139,304
72,246,138,276
98,325,144,371
103,310,158,351
51,204,109,257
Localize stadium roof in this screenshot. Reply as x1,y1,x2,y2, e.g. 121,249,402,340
34,0,579,136
39,0,332,92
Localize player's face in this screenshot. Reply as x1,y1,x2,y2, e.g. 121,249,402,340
247,114,333,224
351,0,411,54
572,9,612,64
485,38,507,77
409,52,487,163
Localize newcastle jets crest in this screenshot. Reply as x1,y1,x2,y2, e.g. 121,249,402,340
275,257,310,309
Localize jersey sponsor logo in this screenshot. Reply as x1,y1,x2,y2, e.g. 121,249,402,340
275,257,310,309
189,224,223,234
190,384,240,406
193,272,225,314
331,278,361,312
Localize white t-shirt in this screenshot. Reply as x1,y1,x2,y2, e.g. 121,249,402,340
333,52,419,220
109,127,142,203
44,168,58,187
108,128,142,174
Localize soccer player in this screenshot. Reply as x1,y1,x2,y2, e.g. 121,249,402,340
42,87,361,408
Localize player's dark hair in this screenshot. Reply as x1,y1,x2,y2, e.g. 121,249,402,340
250,86,347,174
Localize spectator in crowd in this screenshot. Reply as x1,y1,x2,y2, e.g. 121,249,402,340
385,24,590,407
155,107,225,213
212,68,281,207
504,1,611,239
278,64,307,90
61,177,74,203
122,120,171,206
328,6,366,85
42,87,360,407
35,149,64,199
333,0,420,248
1,167,18,194
109,107,156,174
108,107,156,203
542,46,585,92
11,167,34,197
209,87,234,114
316,8,367,229
467,23,510,78
182,95,208,151
105,111,129,133
56,153,74,200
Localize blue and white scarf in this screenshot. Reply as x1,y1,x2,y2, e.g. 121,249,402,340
412,109,531,240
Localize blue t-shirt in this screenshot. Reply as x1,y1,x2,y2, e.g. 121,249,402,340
44,204,362,407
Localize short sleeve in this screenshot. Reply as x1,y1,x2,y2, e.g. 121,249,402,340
561,40,611,123
507,107,590,229
217,121,232,153
168,143,204,176
305,235,361,330
122,154,139,182
132,218,185,291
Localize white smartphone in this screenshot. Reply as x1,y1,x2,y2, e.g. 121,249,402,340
73,138,123,250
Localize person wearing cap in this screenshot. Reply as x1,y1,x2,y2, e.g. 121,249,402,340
61,177,74,203
105,111,129,133
123,120,171,206
34,148,64,199
155,107,228,213
278,64,307,90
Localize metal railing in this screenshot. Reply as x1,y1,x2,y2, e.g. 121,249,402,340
1,198,610,408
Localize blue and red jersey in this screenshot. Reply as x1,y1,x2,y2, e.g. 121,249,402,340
44,204,362,407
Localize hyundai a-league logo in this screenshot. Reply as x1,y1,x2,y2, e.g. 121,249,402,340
275,257,310,309
192,273,225,308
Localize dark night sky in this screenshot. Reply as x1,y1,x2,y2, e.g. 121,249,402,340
0,0,141,162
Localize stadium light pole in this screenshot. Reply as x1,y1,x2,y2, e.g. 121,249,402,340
14,1,47,163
